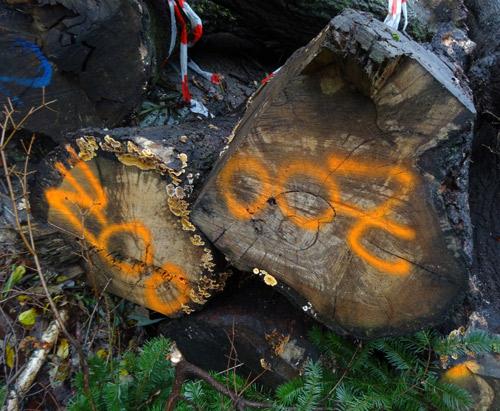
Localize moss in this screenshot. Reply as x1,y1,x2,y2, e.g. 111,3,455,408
408,19,434,42
191,0,237,32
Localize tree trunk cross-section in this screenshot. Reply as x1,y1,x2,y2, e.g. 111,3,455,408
192,10,476,338
35,133,228,317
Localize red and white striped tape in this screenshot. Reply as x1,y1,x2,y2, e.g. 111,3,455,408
384,0,408,32
163,0,221,102
261,67,281,84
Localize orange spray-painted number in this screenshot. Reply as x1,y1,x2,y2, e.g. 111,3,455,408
45,148,192,315
275,161,340,230
219,151,418,275
218,154,272,220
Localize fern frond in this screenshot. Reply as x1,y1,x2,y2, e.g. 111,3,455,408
275,376,305,406
374,339,424,372
422,375,473,411
134,337,172,406
402,329,433,354
297,361,323,411
309,328,358,367
434,329,500,357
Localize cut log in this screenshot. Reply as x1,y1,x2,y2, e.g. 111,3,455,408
202,0,466,51
0,0,153,141
464,0,500,327
191,10,476,338
159,276,320,388
31,121,235,317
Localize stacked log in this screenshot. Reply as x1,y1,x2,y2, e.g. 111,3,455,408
0,0,153,141
191,10,475,338
31,10,475,338
32,121,234,316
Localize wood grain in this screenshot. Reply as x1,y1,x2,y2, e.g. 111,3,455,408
192,10,475,337
37,135,226,317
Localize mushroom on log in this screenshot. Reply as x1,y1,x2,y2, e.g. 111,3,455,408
191,10,476,338
32,122,234,317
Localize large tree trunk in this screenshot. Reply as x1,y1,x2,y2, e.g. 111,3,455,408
464,0,500,330
31,117,237,317
192,10,475,338
0,0,153,141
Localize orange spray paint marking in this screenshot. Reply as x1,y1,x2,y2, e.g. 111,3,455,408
51,160,107,225
444,364,473,380
144,264,191,316
327,155,416,275
275,161,340,230
218,154,272,220
97,222,153,276
46,147,194,315
219,151,418,275
348,222,411,274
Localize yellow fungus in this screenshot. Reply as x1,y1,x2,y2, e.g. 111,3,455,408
190,235,205,246
117,154,156,170
264,274,277,286
181,216,196,231
76,136,98,161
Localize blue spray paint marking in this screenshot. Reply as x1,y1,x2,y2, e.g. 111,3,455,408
0,39,53,106
0,83,23,106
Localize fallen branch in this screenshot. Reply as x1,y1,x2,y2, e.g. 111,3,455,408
2,311,68,411
165,343,274,411
0,97,97,410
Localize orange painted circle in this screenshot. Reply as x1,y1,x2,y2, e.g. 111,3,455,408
275,162,340,230
218,154,272,220
144,263,191,316
348,220,411,275
97,222,153,276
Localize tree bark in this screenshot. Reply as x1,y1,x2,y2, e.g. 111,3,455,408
192,10,475,338
464,0,500,330
0,0,153,141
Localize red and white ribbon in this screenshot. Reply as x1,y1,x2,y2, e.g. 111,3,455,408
187,60,221,85
163,0,220,102
166,0,177,60
262,67,282,84
177,0,203,45
384,0,408,32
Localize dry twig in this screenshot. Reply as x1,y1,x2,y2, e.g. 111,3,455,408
0,96,96,410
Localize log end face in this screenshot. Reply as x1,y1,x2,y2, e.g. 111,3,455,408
193,10,472,337
37,135,227,318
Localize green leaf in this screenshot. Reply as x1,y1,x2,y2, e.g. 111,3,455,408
18,308,38,327
127,315,164,327
434,329,500,357
5,343,14,368
3,265,26,296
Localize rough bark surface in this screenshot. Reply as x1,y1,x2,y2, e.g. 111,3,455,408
0,0,153,141
159,276,320,388
464,0,500,333
192,10,475,338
